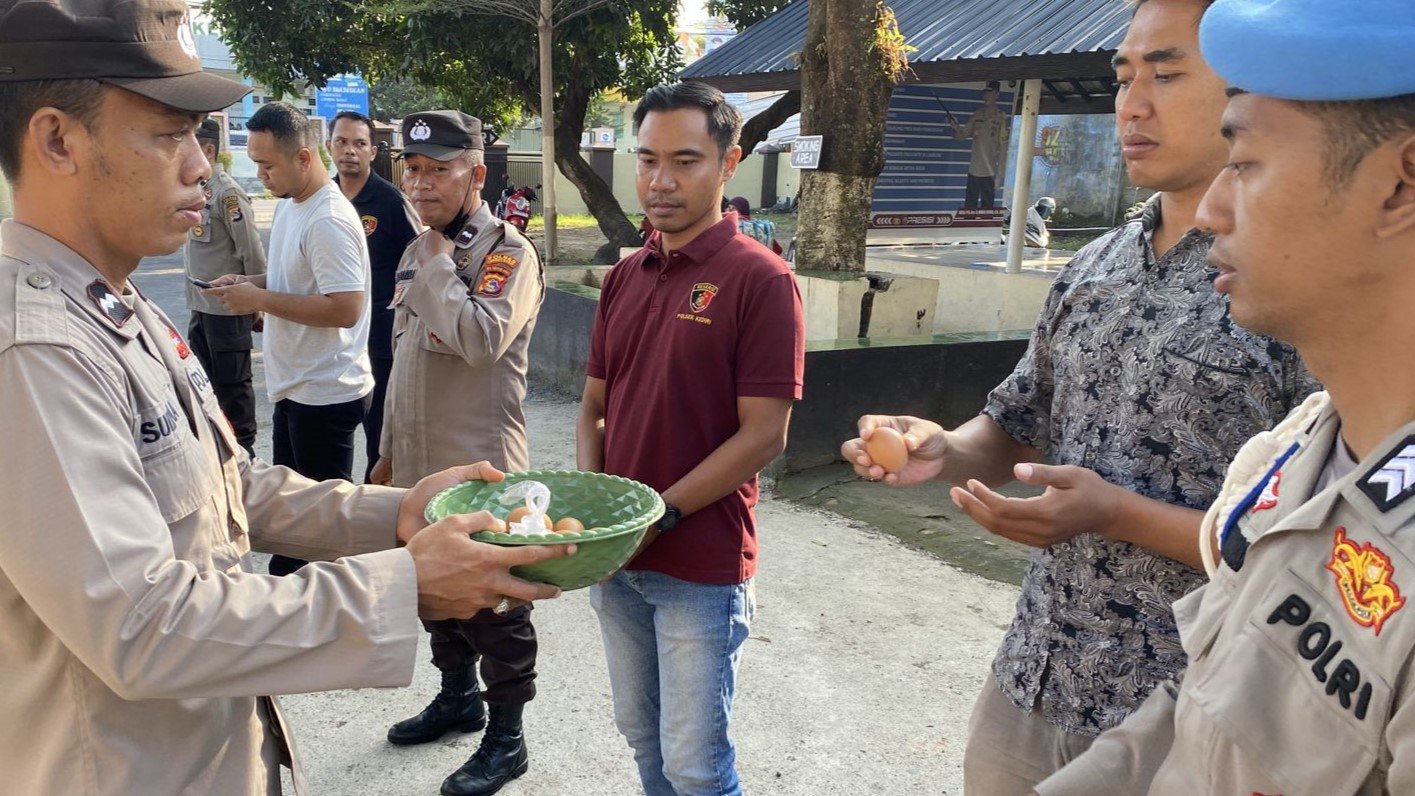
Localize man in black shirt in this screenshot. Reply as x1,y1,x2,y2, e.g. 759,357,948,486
329,111,422,481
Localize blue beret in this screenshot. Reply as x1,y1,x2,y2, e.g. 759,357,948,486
1200,0,1415,101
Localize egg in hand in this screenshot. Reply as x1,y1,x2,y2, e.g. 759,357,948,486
865,427,909,473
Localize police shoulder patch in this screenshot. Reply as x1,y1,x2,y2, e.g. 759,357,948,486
475,251,520,297
476,265,512,297
223,195,243,224
484,252,519,270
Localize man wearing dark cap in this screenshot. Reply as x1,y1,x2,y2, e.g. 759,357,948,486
374,109,545,796
184,115,265,455
0,2,569,794
1037,0,1415,793
951,80,1009,210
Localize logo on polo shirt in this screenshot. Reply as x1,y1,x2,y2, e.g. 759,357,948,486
1327,527,1406,635
361,214,378,236
689,282,718,313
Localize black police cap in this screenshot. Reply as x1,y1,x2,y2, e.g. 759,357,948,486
0,0,250,113
401,110,483,161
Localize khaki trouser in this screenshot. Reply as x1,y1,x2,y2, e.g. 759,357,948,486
963,674,1096,795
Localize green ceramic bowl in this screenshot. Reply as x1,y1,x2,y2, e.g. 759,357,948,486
423,470,665,591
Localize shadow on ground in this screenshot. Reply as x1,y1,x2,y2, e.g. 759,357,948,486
775,463,1039,586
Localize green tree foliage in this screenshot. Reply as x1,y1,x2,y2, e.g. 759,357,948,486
207,0,785,253
207,0,680,136
707,0,793,28
368,76,449,122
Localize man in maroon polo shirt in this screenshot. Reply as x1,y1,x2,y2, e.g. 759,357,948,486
576,82,804,796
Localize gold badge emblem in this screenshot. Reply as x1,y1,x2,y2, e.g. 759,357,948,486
1327,527,1407,635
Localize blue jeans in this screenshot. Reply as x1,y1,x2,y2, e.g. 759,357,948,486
590,570,756,796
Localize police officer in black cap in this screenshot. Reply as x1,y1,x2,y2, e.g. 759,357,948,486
0,3,568,794
377,109,545,796
185,116,265,455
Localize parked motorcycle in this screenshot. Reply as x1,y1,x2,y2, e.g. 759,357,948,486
496,183,541,231
1001,196,1056,248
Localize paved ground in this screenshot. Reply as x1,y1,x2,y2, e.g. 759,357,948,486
131,209,1027,795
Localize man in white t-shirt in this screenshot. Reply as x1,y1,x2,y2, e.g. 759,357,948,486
207,101,374,575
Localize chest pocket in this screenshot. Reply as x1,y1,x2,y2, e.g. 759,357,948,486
1162,333,1268,396
1187,573,1388,795
132,358,220,523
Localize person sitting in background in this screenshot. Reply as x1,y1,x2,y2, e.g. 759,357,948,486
728,196,783,255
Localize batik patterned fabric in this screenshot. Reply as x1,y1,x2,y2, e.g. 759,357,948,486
983,197,1320,735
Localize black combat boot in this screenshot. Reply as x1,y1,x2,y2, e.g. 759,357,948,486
386,667,486,745
440,702,529,796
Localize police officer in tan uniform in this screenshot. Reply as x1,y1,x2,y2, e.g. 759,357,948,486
185,116,264,454
0,3,569,794
1038,0,1415,793
373,110,546,796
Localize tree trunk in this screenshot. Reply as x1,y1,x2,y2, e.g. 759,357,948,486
795,0,898,272
538,4,559,265
738,89,800,159
551,74,641,261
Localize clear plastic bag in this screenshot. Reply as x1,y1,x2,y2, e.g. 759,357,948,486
497,480,551,535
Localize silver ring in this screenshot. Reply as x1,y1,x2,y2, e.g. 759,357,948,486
494,597,512,616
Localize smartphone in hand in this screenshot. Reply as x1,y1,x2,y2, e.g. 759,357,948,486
189,277,215,289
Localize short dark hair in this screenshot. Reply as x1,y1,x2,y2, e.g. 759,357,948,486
330,110,374,141
1293,94,1415,187
246,101,314,153
633,82,742,158
0,79,107,182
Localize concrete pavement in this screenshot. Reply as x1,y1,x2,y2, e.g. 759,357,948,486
131,225,1023,796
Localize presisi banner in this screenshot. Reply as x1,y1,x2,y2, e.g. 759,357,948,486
870,83,1016,230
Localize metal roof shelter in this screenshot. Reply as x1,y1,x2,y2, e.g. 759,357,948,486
683,0,1137,271
681,0,1132,115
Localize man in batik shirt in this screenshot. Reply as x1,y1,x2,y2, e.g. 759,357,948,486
842,0,1318,792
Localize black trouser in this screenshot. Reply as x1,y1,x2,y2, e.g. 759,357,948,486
268,396,367,576
964,173,997,210
187,312,257,456
363,356,393,483
424,606,538,705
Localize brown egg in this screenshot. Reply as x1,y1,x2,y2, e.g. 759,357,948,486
506,506,552,530
553,516,585,534
865,427,909,473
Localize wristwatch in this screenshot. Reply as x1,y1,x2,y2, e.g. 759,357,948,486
659,503,683,532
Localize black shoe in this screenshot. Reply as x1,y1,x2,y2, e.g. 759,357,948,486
387,667,486,746
441,703,529,796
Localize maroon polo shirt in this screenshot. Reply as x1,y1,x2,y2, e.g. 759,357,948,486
587,213,805,584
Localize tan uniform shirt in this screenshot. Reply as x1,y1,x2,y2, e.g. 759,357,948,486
0,221,420,795
380,202,543,485
1041,393,1415,795
185,168,266,315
